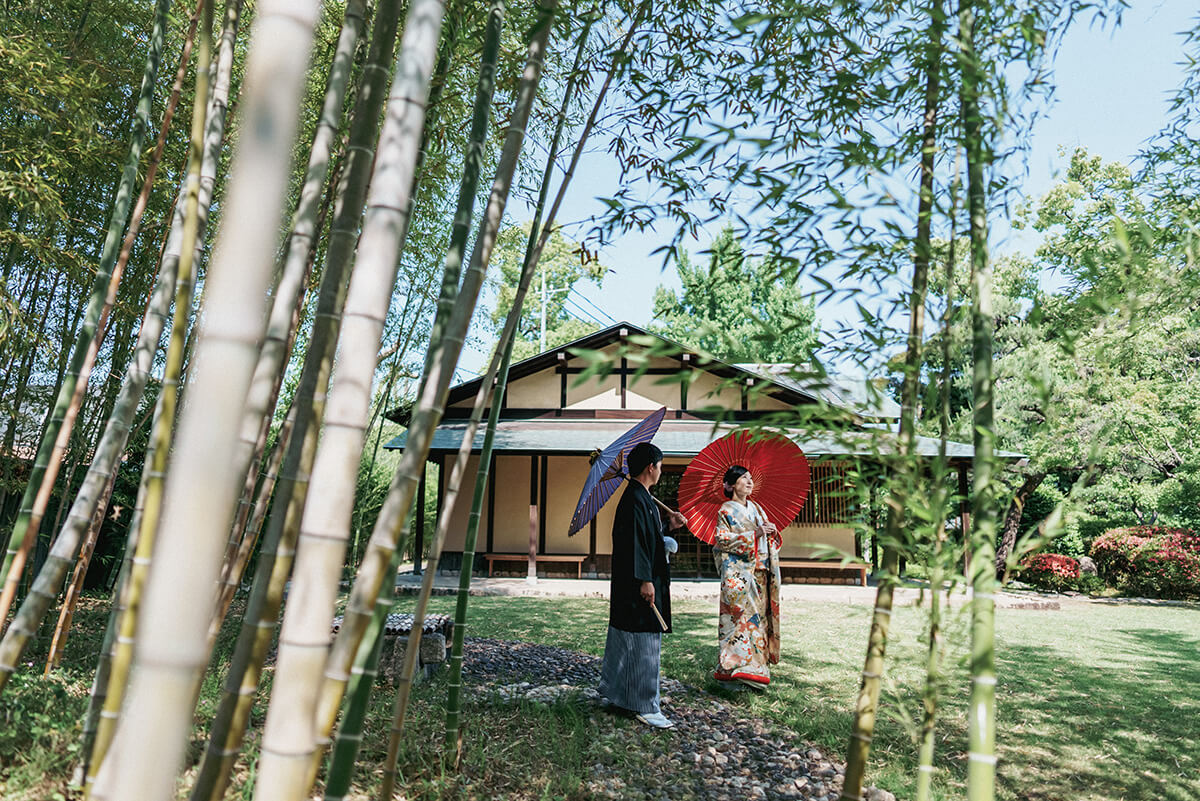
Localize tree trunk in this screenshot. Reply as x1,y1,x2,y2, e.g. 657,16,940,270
995,471,1046,583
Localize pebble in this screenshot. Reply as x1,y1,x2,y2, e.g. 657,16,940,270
458,637,892,800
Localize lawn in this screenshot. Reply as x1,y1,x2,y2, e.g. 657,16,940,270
1,591,1196,800
407,592,1200,801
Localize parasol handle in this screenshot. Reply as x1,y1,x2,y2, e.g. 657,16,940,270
647,598,668,631
651,495,674,515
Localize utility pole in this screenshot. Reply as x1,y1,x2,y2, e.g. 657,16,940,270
538,263,569,352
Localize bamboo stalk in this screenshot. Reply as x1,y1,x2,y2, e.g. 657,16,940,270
0,184,185,700
286,10,467,796
91,2,325,799
350,284,430,570
86,2,232,787
960,4,998,798
42,469,115,674
77,389,164,782
445,1,609,761
213,0,369,621
840,2,941,789
320,9,558,791
30,4,204,628
61,0,204,502
251,3,449,799
916,140,961,801
185,4,411,798
0,0,182,696
0,0,175,631
322,546,404,801
368,3,512,792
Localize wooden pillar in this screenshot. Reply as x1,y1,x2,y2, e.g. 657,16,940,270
528,455,538,581
485,452,496,560
588,517,597,574
869,480,879,571
678,354,690,419
958,461,971,576
557,352,567,416
414,464,425,575
538,454,548,554
619,357,627,408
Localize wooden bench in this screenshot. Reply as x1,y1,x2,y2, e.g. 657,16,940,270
777,559,868,586
484,553,587,579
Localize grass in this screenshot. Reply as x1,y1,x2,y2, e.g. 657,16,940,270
1,590,1197,800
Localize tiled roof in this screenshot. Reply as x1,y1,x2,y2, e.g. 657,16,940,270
384,418,1021,463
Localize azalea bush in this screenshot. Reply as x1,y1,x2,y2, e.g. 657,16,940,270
1018,553,1082,593
1091,526,1200,600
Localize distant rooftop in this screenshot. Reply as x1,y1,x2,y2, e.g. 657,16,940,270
734,363,901,421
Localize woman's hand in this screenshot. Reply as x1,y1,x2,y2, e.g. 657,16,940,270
757,522,781,549
640,581,655,604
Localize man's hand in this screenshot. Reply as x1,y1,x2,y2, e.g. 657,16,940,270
667,510,687,531
640,581,655,604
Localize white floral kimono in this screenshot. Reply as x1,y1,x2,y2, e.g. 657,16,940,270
712,498,782,684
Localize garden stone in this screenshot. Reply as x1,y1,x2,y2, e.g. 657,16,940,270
1078,555,1098,575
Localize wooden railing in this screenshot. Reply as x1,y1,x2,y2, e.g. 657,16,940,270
791,461,857,526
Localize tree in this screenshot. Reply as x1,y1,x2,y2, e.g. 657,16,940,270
487,222,607,359
909,149,1200,577
650,226,819,363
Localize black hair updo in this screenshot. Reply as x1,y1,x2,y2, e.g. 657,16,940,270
722,464,750,498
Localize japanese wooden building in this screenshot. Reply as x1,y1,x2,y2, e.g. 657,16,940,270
385,322,990,583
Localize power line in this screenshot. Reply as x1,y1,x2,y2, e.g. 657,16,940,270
563,295,606,327
569,286,617,324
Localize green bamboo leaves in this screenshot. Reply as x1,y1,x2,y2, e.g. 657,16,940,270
0,0,175,631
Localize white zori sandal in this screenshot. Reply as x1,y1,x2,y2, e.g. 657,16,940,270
635,712,675,729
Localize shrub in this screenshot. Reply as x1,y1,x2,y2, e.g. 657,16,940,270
1018,553,1081,593
1072,573,1108,596
1090,526,1200,600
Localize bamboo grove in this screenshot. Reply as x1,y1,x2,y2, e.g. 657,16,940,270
2,0,1193,799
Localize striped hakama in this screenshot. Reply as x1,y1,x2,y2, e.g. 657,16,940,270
598,625,662,714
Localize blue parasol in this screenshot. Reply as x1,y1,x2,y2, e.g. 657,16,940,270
566,406,668,536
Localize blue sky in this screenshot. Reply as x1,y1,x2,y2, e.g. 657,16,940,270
460,3,1196,377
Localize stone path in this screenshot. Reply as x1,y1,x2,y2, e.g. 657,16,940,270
395,572,1064,610
460,637,896,801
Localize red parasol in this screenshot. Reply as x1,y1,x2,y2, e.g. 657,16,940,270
677,429,811,544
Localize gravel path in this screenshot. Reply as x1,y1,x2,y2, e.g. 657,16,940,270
459,638,895,801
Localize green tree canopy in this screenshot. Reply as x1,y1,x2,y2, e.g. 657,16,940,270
912,149,1200,552
650,226,819,364
487,222,608,360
